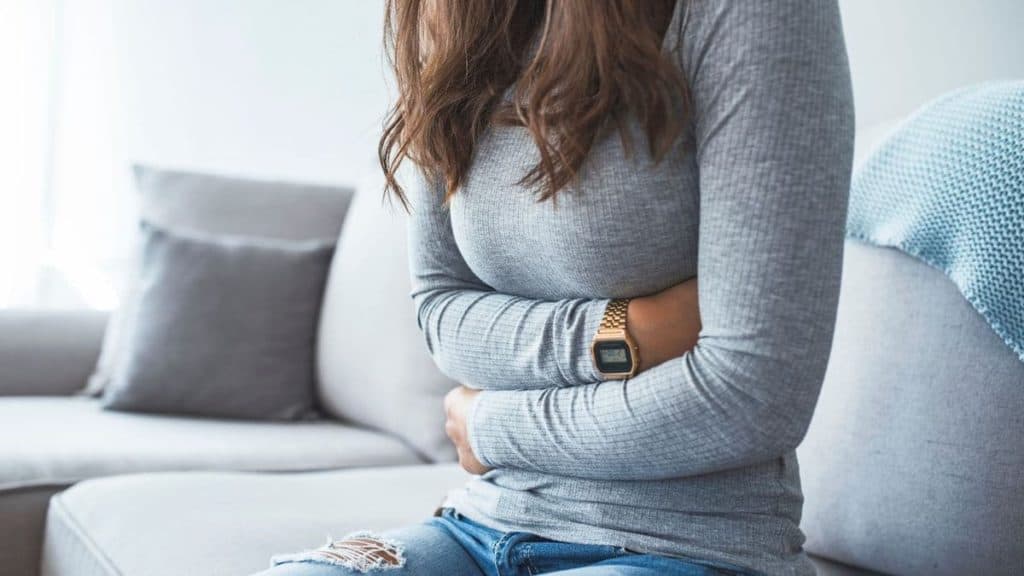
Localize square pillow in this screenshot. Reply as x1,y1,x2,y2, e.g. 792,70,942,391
102,221,334,420
84,165,352,396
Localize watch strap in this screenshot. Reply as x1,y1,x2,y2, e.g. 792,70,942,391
598,298,631,332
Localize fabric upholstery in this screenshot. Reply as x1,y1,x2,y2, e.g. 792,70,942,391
0,397,420,493
102,223,334,420
42,465,470,576
40,466,878,576
809,557,887,576
316,177,457,462
798,241,1024,575
131,165,353,242
0,310,107,397
0,397,419,576
848,80,1024,362
87,165,353,395
0,485,65,576
853,120,899,169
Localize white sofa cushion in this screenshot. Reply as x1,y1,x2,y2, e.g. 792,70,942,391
42,465,470,576
0,397,420,492
40,465,876,576
0,310,107,397
852,118,900,169
317,177,457,462
798,241,1024,575
129,165,352,243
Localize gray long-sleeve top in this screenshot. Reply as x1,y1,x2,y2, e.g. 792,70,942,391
407,2,854,574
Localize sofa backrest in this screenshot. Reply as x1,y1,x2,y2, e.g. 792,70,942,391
316,173,457,463
797,240,1024,575
133,165,353,241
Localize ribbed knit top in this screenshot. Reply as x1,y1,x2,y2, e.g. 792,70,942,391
406,2,855,574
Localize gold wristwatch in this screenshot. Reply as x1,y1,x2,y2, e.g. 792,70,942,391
590,298,639,379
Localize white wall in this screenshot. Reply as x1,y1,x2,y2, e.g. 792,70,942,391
112,0,388,185
17,0,390,308
109,0,1024,182
839,0,1024,128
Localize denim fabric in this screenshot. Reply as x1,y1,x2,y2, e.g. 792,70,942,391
257,509,753,576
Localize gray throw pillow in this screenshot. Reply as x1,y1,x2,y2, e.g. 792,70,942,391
102,222,334,420
84,165,352,396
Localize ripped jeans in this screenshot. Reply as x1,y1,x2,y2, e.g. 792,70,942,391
253,508,754,576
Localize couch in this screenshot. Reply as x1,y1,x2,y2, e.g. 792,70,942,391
2,131,1022,576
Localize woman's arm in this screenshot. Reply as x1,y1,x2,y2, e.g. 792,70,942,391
464,1,855,480
409,167,702,391
407,166,606,391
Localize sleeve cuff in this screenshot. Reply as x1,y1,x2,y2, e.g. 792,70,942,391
574,298,611,384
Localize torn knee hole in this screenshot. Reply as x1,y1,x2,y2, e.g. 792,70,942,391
272,531,406,572
328,536,403,566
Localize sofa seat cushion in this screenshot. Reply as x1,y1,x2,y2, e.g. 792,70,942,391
0,397,420,491
42,465,471,576
41,465,881,576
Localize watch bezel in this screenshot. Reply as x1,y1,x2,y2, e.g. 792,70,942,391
590,330,639,379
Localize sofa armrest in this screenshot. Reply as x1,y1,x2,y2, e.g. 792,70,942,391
0,309,108,396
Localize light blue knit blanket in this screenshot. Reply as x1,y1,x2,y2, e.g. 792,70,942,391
848,80,1024,362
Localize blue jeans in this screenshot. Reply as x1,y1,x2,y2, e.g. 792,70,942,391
254,508,752,576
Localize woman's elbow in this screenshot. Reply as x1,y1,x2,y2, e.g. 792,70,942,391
705,349,828,462
749,402,816,459
410,293,450,375
756,368,826,457
720,393,818,468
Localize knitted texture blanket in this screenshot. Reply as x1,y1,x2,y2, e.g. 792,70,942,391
848,80,1024,362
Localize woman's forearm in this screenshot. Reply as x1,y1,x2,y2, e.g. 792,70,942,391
409,155,703,392
467,344,828,481
627,279,701,373
415,279,701,391
408,165,619,391
413,286,609,390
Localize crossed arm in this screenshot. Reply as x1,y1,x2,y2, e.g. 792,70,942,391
407,2,854,482
408,178,702,393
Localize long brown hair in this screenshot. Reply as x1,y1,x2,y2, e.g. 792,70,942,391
379,0,688,206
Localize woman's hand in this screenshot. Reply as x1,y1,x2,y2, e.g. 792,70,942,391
444,386,491,475
627,278,701,373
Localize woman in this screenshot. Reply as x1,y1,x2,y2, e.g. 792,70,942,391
263,0,853,574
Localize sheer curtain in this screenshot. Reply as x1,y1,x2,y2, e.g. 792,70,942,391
1,0,130,310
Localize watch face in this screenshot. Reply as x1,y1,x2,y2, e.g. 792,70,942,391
594,340,634,374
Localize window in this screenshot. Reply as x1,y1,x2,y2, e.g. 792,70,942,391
0,0,127,309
